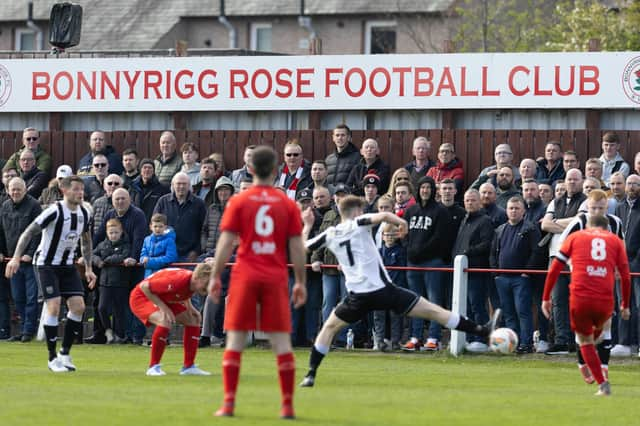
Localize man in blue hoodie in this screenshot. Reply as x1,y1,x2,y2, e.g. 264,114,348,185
402,176,451,351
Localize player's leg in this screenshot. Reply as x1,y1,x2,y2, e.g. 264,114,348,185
145,310,173,375
215,330,248,417
300,310,349,387
175,307,210,375
36,266,69,372
407,296,500,339
595,317,612,381
269,332,297,419
576,331,609,396
58,295,85,370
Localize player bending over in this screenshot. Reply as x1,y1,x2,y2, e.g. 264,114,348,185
542,215,631,396
299,195,501,387
129,265,212,376
6,176,95,372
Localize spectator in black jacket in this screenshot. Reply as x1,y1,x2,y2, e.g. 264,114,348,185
325,124,360,185
404,136,435,190
402,175,451,351
84,153,110,203
452,189,494,353
491,196,541,354
0,177,42,341
612,174,640,357
522,179,547,225
346,138,390,195
479,182,508,228
131,159,170,224
536,141,565,185
18,149,47,199
77,131,123,176
193,158,219,207
276,140,312,200
153,172,206,262
92,218,131,344
0,168,18,206
120,148,140,190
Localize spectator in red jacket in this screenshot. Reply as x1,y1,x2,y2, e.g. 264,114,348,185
427,143,464,202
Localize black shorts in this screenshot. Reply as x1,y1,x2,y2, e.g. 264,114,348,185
334,284,420,324
35,265,84,300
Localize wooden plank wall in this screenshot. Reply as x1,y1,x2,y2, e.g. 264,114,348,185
1,129,638,185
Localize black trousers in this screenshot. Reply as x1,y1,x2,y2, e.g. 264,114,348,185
98,286,129,339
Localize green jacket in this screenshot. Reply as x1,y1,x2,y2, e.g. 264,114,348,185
4,146,52,177
310,206,341,276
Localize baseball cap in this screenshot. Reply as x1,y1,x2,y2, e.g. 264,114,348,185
333,183,351,195
362,173,381,188
56,165,73,179
296,188,312,202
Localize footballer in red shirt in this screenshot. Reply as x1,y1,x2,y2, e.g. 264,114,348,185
129,264,212,376
543,215,631,396
209,145,307,419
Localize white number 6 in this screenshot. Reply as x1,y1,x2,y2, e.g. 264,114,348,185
591,238,606,261
255,205,274,236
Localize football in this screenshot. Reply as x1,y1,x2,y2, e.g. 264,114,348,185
489,327,519,354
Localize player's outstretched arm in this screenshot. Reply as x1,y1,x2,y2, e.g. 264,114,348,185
5,222,41,279
541,257,564,318
209,231,236,303
365,212,408,236
288,235,307,309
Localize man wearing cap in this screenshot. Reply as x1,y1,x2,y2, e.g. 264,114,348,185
363,174,381,213
4,128,52,177
39,165,72,208
346,138,390,196
77,130,123,176
0,177,42,342
131,159,170,224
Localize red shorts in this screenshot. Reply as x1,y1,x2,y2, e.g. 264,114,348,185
224,271,290,332
569,297,613,336
129,287,188,327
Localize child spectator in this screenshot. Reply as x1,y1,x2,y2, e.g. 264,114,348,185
92,218,132,344
140,213,178,278
374,223,407,351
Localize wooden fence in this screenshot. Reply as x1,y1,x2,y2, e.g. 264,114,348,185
1,129,638,184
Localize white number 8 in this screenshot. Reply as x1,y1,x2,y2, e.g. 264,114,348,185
255,205,274,236
591,238,606,261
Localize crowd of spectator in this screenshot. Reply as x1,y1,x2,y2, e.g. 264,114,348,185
1,125,640,358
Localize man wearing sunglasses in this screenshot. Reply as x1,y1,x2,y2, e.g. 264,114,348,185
77,130,123,176
276,139,312,201
3,128,52,178
84,154,110,203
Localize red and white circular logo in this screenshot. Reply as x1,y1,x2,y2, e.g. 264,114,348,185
0,64,11,107
622,56,640,104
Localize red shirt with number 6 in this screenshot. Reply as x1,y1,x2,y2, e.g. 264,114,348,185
220,185,302,283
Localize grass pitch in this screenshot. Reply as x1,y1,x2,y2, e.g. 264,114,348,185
1,342,639,426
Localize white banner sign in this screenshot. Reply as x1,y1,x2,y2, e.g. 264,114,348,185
1,52,640,112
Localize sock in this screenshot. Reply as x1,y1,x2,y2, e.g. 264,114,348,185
448,313,486,337
580,344,605,384
597,339,612,367
221,350,242,408
277,352,295,408
44,325,58,361
576,348,585,366
307,345,327,377
149,326,170,367
183,326,200,368
60,318,82,355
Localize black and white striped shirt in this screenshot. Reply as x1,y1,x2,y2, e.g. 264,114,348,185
33,201,89,266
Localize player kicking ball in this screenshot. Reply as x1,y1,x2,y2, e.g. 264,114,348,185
299,195,501,387
129,265,213,376
542,215,631,396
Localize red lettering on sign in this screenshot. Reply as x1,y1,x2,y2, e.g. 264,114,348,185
32,72,50,100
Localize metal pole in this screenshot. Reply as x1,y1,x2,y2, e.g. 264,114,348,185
449,255,468,356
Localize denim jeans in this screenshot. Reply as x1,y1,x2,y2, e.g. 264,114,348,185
10,264,39,336
407,258,444,341
467,273,489,343
530,277,549,342
0,275,10,338
321,273,347,343
551,273,572,345
289,272,322,344
496,275,533,346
